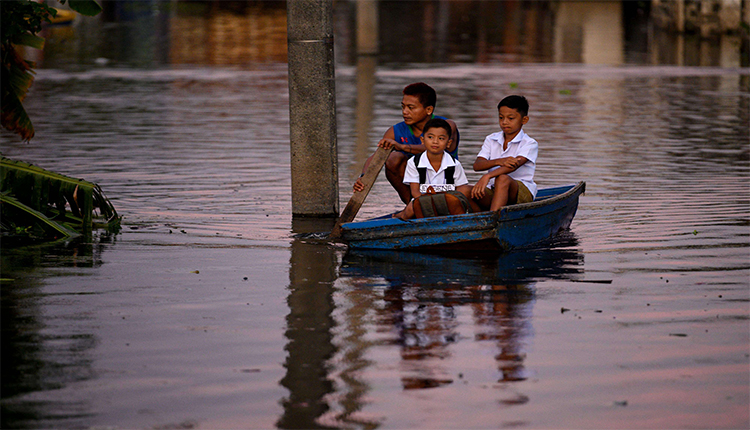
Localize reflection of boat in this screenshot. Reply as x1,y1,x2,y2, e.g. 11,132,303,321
340,237,584,389
340,182,585,251
341,234,584,287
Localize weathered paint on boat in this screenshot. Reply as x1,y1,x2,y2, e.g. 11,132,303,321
340,182,585,251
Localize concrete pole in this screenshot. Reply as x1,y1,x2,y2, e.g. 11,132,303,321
287,0,338,217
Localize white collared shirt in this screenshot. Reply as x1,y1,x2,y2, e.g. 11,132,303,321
476,128,538,197
403,152,469,194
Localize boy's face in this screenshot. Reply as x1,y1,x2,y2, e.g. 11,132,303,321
401,94,434,126
498,106,528,137
420,126,452,156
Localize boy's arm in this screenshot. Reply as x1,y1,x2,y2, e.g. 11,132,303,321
379,138,425,156
410,183,421,200
378,125,426,155
403,159,421,200
473,156,527,172
470,157,528,199
354,151,380,191
447,119,459,154
355,127,396,178
353,126,398,191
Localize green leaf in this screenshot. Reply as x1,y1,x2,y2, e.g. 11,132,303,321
1,156,121,236
0,193,80,239
66,0,103,17
14,33,45,50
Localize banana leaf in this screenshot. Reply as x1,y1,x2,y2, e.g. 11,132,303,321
1,192,80,240
0,156,120,239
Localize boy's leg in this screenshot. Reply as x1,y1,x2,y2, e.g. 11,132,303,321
490,175,519,211
384,152,411,203
456,185,482,213
472,187,494,211
395,200,415,220
515,181,533,204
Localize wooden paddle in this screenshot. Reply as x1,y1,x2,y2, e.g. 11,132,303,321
330,146,393,238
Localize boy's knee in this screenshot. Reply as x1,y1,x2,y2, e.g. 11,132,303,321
385,152,406,170
495,175,512,188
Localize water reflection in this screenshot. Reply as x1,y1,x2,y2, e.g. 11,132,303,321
554,1,623,64
168,1,287,65
0,235,113,429
280,225,583,427
33,0,747,68
1,1,746,428
279,218,340,429
337,237,582,398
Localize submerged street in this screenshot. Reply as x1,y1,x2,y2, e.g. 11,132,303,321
1,1,749,428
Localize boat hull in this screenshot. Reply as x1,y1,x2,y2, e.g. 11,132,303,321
340,182,585,251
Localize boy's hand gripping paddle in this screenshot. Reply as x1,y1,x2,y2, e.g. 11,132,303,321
330,146,393,238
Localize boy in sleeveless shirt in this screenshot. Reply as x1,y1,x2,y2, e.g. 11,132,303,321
353,82,460,204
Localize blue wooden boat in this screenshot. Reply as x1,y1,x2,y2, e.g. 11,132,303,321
339,181,585,251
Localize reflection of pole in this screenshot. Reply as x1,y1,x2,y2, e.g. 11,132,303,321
278,226,338,429
335,280,380,427
354,1,378,187
353,56,376,176
356,0,378,55
676,0,685,33
436,0,449,59
287,0,338,217
477,0,489,62
743,0,750,67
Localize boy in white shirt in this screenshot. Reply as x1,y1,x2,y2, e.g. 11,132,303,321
471,95,538,211
396,118,477,219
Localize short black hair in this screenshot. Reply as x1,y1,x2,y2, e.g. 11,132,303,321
497,95,529,117
403,82,437,109
423,118,452,136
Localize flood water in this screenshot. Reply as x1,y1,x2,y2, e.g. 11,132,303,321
1,2,749,429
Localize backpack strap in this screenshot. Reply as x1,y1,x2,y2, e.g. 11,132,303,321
445,166,455,184
414,153,427,184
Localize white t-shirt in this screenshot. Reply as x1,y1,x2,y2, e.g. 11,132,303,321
476,128,538,198
403,152,469,194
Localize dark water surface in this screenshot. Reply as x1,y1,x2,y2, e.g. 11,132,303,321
2,4,750,429
2,62,748,430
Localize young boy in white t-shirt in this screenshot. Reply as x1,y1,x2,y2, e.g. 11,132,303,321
396,118,476,220
471,95,538,211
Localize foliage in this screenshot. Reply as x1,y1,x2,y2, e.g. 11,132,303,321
1,156,120,240
1,193,81,240
1,0,101,142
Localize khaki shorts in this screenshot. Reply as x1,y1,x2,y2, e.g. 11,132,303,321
486,180,533,204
